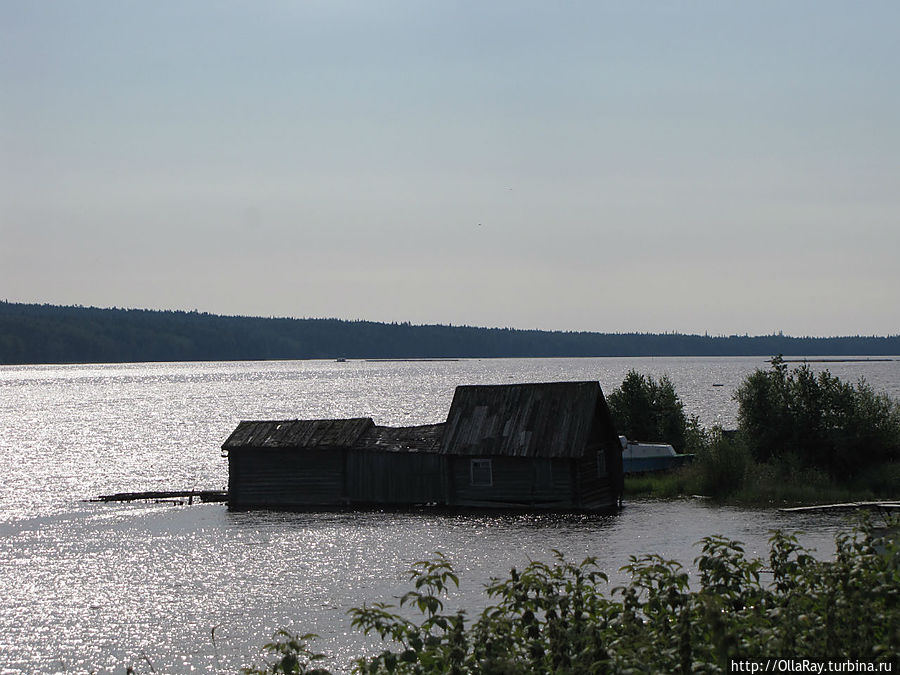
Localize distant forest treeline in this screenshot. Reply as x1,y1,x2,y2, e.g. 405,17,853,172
1,302,898,365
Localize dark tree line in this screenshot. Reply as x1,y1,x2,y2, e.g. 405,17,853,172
2,301,899,365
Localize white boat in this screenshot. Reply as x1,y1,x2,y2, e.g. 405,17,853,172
620,436,694,473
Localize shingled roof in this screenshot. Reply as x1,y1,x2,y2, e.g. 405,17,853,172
355,423,445,453
222,418,375,450
222,418,445,454
439,381,606,458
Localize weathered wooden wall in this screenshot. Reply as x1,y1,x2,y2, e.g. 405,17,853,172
346,451,443,505
446,456,576,509
575,452,616,510
228,449,344,509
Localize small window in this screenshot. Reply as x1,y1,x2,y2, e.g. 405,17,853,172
470,459,493,486
597,451,606,476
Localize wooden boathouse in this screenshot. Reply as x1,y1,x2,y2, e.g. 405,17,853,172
224,418,444,509
440,381,623,510
223,381,623,512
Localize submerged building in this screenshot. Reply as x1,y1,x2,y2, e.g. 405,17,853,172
223,381,624,512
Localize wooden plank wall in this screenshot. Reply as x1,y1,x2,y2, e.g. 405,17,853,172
346,451,443,505
575,452,616,510
227,444,619,511
228,449,344,509
447,456,576,509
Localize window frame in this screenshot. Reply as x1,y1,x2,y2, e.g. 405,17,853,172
597,449,607,476
470,458,493,487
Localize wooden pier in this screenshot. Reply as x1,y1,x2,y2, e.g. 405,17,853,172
778,501,900,514
88,490,228,505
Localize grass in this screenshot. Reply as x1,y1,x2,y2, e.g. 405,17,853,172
624,459,900,507
623,466,699,499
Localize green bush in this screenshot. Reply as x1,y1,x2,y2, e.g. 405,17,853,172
735,356,900,479
607,371,691,452
853,461,900,495
694,430,752,499
614,360,900,502
246,521,899,674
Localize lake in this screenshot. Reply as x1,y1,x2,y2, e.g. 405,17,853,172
1,356,897,673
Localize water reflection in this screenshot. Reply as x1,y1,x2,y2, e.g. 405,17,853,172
1,357,895,673
0,496,865,674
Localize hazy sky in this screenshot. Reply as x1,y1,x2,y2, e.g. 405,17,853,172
3,2,898,337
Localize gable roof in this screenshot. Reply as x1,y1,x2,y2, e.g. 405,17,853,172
439,381,605,458
222,418,375,450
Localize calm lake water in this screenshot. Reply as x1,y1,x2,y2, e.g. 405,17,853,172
1,357,898,673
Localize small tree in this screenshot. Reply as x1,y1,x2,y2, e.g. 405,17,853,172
608,370,688,452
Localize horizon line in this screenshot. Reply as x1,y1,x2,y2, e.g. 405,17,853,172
3,299,899,341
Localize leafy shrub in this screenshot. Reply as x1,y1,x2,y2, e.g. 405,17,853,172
246,521,899,673
242,631,330,674
694,429,752,499
607,371,691,452
853,461,900,495
735,356,900,479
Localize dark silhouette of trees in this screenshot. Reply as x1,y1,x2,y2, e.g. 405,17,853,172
1,301,898,365
607,370,690,452
735,355,900,479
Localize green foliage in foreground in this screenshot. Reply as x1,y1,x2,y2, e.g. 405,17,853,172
244,522,899,674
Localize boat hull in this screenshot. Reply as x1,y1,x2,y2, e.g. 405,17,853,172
623,454,693,474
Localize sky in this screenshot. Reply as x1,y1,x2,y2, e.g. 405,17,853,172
2,2,899,337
